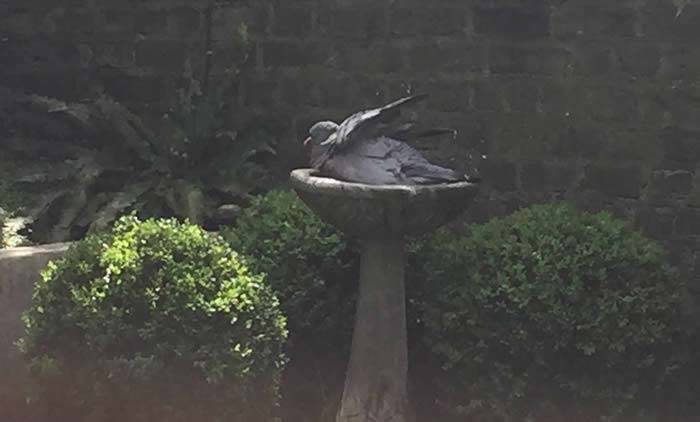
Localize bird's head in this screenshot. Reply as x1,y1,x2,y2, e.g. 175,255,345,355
304,121,338,148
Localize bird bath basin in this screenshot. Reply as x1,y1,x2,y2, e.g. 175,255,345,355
290,168,480,422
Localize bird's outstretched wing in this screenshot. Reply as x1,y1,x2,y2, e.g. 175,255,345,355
316,94,428,166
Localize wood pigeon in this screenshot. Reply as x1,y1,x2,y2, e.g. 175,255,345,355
303,94,475,185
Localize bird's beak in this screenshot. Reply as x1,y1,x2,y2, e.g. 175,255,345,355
303,136,312,147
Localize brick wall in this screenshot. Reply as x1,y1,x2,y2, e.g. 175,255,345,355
2,0,700,295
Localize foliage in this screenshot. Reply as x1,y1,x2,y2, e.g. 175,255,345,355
0,206,31,248
0,22,278,244
0,207,4,247
419,203,688,421
219,191,445,422
20,215,287,421
221,190,358,343
0,85,275,243
220,190,359,422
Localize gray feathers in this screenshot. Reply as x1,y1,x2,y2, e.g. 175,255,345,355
306,94,468,185
322,136,464,185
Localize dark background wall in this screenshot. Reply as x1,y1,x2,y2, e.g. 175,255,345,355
2,0,700,296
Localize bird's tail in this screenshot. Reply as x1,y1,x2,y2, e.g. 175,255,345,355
402,162,463,184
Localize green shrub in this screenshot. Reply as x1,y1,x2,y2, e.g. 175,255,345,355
0,207,4,248
221,190,358,344
420,203,687,420
20,215,287,422
221,190,359,422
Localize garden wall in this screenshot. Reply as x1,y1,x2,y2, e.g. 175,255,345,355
0,243,69,418
2,0,700,298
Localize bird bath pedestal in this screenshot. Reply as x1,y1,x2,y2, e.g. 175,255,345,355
290,169,480,422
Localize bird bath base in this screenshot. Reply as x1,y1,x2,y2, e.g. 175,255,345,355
337,236,408,422
290,169,480,422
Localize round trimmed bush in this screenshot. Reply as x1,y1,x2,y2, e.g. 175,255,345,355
20,215,287,422
221,190,358,344
0,207,5,248
420,203,687,420
221,190,360,421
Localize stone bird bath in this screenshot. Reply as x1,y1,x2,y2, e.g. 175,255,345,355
290,168,480,422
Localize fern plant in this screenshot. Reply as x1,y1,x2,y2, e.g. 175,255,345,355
0,21,277,243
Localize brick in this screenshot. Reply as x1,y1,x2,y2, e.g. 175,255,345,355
167,7,200,37
321,5,387,41
8,69,89,100
135,10,168,35
658,45,700,80
422,80,470,113
0,7,35,37
635,207,676,240
102,9,135,34
346,77,386,111
315,70,352,109
95,43,136,68
480,158,517,191
209,44,249,75
689,172,700,208
662,127,700,164
502,80,539,113
636,87,670,126
571,42,613,76
644,170,693,206
56,7,99,39
520,161,578,192
275,68,320,108
463,194,499,224
642,1,700,40
139,0,209,12
135,41,186,70
675,208,700,235
488,44,571,75
570,189,614,215
615,42,661,78
273,4,314,37
473,3,550,39
472,79,502,112
560,122,607,160
604,131,663,166
212,7,251,43
339,43,403,75
400,39,482,74
586,5,638,38
609,198,638,221
584,87,638,124
262,40,334,68
241,73,278,109
391,6,466,36
582,164,642,198
537,79,581,117
552,3,636,39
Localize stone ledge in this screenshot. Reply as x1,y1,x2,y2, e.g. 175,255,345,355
0,242,70,404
